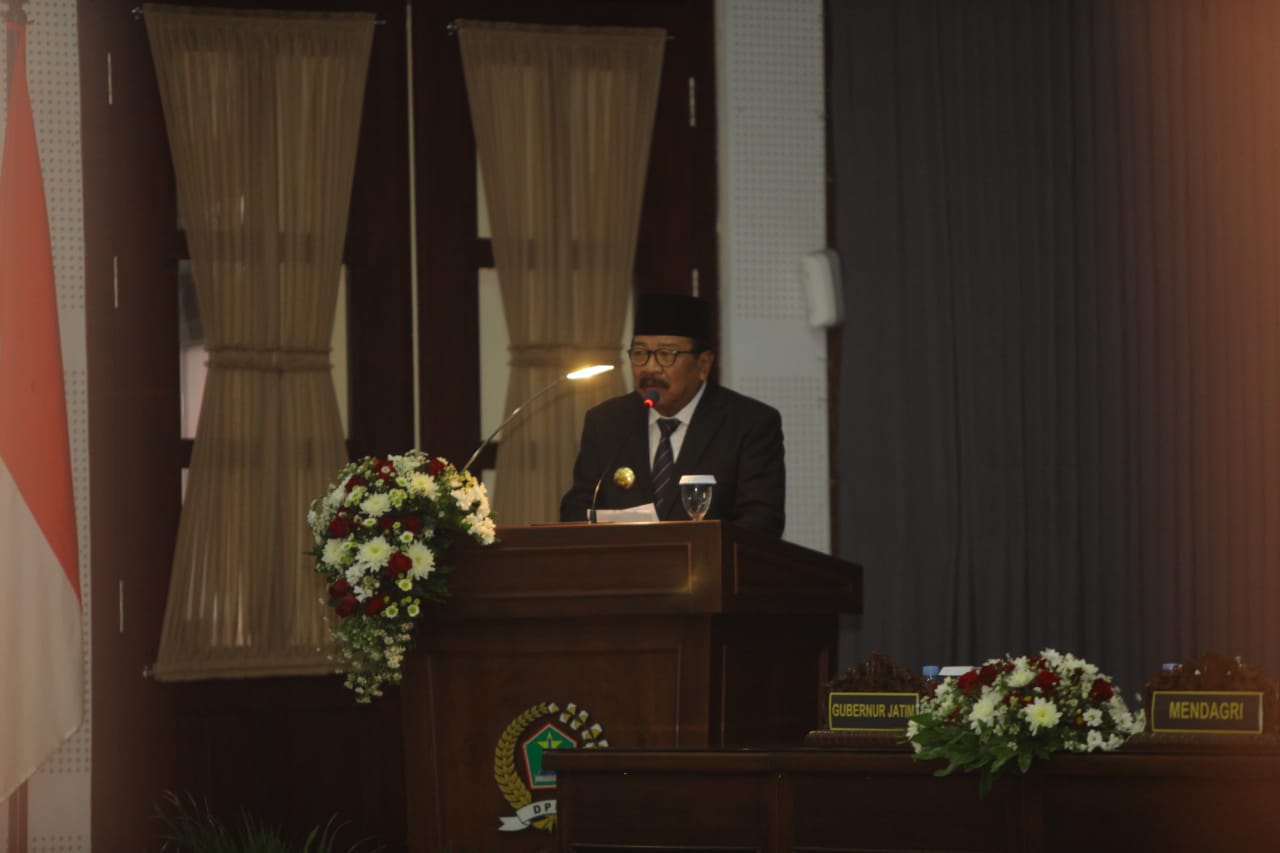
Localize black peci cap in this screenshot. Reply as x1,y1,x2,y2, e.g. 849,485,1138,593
633,293,712,343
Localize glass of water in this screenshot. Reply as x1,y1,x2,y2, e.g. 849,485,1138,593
678,474,716,522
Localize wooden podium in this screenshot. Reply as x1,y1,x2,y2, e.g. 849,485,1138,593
399,520,861,852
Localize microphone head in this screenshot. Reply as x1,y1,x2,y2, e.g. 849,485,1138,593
641,389,659,408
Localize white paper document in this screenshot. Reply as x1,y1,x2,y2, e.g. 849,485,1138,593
594,503,660,523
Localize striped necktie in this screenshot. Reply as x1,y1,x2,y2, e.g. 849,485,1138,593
651,418,681,518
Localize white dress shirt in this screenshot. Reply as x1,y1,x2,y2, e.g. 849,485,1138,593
647,380,707,467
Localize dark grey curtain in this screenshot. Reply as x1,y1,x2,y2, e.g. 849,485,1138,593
832,0,1280,696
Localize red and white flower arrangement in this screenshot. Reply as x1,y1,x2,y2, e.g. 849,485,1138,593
906,649,1145,794
307,451,497,701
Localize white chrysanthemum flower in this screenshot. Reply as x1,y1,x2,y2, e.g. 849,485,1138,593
969,690,1000,731
406,601,421,618
452,484,481,510
1007,661,1034,688
1041,648,1063,667
325,483,347,510
406,542,435,579
384,604,400,619
360,493,392,517
387,488,407,509
1023,698,1061,734
1083,708,1104,728
321,538,347,567
345,485,367,506
1105,733,1125,750
396,577,413,592
905,719,919,740
1086,729,1105,750
409,472,439,500
399,531,414,545
467,513,497,545
355,536,393,571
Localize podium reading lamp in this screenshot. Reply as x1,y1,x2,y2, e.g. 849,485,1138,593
462,364,615,473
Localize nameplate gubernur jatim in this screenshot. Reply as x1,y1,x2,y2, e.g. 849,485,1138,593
827,692,919,732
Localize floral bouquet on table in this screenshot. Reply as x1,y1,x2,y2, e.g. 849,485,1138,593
307,451,497,702
906,649,1145,795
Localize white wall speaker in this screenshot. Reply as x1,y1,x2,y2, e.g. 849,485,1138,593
799,248,844,328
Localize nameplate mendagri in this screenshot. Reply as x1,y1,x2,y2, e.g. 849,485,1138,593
1150,690,1264,734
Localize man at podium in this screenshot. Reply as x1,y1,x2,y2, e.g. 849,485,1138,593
560,293,786,536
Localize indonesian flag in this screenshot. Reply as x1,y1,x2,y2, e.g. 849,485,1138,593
0,25,84,802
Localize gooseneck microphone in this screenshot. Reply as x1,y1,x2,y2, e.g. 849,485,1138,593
588,390,659,521
462,364,614,472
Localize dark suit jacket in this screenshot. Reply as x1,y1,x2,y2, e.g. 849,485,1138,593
559,381,785,537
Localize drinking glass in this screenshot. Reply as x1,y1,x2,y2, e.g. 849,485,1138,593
678,474,716,522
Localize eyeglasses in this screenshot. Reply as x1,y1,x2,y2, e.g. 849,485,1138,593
628,347,697,368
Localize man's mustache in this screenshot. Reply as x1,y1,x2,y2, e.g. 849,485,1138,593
639,376,669,389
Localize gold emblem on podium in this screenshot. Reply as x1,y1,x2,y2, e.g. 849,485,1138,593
494,701,607,833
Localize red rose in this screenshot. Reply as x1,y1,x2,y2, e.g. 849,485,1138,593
1034,669,1061,694
978,664,999,686
345,474,368,491
377,515,397,531
386,552,413,577
1089,678,1113,701
957,670,980,694
401,515,423,533
374,458,396,480
364,595,388,616
328,579,351,599
327,515,352,537
427,457,447,477
335,594,358,617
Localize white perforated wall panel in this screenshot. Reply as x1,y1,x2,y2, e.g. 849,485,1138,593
716,0,830,551
0,1,91,850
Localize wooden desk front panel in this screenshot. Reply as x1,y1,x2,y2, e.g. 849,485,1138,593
561,771,776,851
548,748,1280,852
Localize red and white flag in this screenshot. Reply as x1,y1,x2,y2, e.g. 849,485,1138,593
0,25,84,802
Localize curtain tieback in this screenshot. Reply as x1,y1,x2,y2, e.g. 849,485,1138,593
507,343,620,370
206,345,331,372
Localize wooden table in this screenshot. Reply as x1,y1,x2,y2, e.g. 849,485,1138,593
545,739,1280,851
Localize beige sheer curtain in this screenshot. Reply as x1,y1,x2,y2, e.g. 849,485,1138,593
457,21,665,524
145,5,374,679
